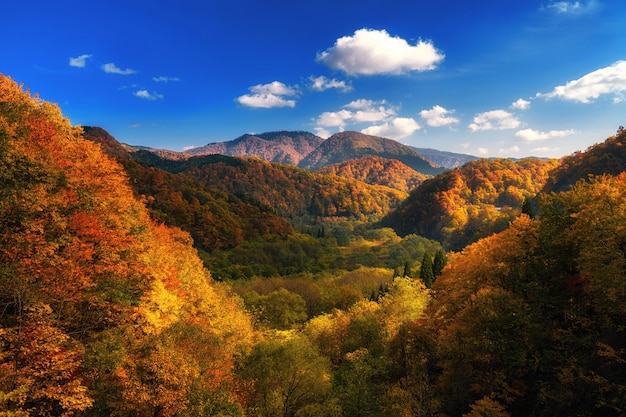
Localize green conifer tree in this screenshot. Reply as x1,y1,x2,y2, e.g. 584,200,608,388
403,261,412,277
521,196,536,219
420,252,435,288
433,249,447,278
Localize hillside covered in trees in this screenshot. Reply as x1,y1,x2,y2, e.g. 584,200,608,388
126,148,408,222
2,74,626,417
383,157,559,250
317,155,429,193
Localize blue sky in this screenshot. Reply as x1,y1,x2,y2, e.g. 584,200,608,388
2,0,626,158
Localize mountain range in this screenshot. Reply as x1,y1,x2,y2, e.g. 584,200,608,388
84,125,626,253
131,129,474,173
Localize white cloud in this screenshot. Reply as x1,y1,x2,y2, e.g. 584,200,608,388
352,106,396,123
419,105,460,127
545,1,582,13
315,99,396,131
250,81,298,96
69,54,92,68
515,128,576,142
510,98,531,110
469,110,521,132
309,76,352,92
542,1,597,15
236,81,298,108
499,145,520,154
315,127,332,139
316,28,444,76
153,76,180,82
344,99,380,110
476,147,489,156
316,109,353,128
102,63,137,75
540,61,626,103
361,117,421,139
237,94,296,108
133,90,164,100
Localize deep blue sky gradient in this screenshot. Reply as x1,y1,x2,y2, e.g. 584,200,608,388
2,0,626,157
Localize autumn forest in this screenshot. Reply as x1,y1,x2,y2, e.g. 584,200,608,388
1,74,626,416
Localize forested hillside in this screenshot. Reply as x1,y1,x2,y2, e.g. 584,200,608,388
83,127,294,253
542,126,626,193
317,155,428,192
383,157,559,250
3,74,626,417
0,74,254,416
129,150,408,221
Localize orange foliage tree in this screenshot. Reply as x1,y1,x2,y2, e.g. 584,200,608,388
0,74,255,416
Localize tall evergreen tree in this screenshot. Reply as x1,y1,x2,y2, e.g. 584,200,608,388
420,253,435,288
521,195,536,218
403,261,412,277
433,249,447,278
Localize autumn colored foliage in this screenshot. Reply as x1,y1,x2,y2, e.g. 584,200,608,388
0,74,254,416
383,157,559,250
318,155,428,193
130,148,408,221
3,73,626,417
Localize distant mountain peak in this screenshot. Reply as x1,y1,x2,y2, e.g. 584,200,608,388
187,130,324,165
298,130,443,175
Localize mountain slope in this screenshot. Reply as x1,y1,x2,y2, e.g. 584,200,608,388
130,151,408,220
410,146,478,169
83,127,294,253
542,127,626,193
382,157,559,250
317,155,428,193
298,131,444,175
0,74,254,415
187,130,324,165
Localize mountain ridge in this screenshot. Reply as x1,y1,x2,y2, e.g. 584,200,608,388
187,130,325,165
298,131,444,175
100,127,477,173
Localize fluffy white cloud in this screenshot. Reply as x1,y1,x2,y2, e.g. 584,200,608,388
250,81,297,96
314,127,332,139
419,105,459,127
69,54,91,68
309,76,352,92
102,63,137,75
469,110,520,132
153,76,180,82
361,117,421,139
514,128,576,142
133,90,164,100
316,28,444,75
237,94,296,108
540,61,626,103
315,99,396,130
510,98,531,110
352,106,396,123
476,147,489,155
236,81,298,108
316,109,353,128
344,99,380,110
